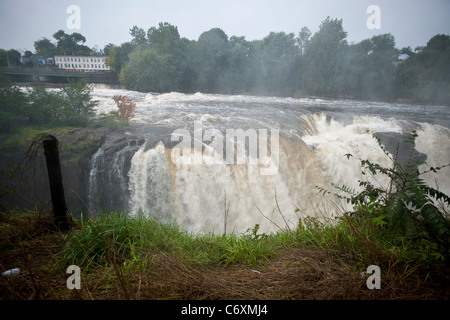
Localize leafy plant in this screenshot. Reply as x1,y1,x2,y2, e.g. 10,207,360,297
112,95,136,121
318,131,450,253
60,79,97,126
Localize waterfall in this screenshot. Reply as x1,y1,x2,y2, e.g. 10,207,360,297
87,89,450,234
88,146,104,215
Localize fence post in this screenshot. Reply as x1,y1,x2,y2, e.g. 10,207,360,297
42,135,69,230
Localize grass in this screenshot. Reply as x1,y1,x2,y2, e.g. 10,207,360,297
60,211,286,270
1,208,449,300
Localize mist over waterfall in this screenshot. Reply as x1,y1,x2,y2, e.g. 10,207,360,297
88,88,450,234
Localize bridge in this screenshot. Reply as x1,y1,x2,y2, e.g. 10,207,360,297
1,67,120,85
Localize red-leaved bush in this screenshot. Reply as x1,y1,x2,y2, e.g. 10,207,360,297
113,95,136,121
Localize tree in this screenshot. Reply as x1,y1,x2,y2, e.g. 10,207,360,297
120,45,181,92
0,71,27,132
53,30,90,55
195,28,230,92
60,79,97,126
223,36,255,93
366,34,398,98
23,79,96,126
106,42,134,74
22,51,34,67
27,87,64,124
342,34,398,99
301,17,348,95
259,32,299,95
297,26,311,54
5,49,22,67
178,38,199,92
103,43,115,56
0,50,8,67
130,26,147,46
394,34,450,104
34,37,56,58
147,22,181,55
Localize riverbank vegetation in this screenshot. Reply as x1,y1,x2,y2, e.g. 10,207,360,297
107,18,450,105
1,204,449,299
0,74,97,133
0,72,135,135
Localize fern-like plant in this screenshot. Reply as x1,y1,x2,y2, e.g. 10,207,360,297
318,131,450,245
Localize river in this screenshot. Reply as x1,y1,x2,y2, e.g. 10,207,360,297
88,86,450,234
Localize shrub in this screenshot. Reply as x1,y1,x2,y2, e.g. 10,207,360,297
113,95,136,121
317,131,450,263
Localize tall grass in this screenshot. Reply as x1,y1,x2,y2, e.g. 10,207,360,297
2,206,448,299
58,206,447,280
59,211,289,271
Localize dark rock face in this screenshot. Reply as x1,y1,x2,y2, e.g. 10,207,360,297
373,132,427,169
87,132,145,215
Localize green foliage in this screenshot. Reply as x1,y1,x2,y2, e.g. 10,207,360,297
2,20,450,103
0,49,22,67
26,87,65,124
59,79,97,126
60,211,285,270
259,32,299,95
120,45,182,92
301,17,348,96
395,34,450,104
97,111,129,129
0,72,28,132
52,30,91,55
106,20,450,104
105,42,135,73
318,131,450,263
0,75,97,129
117,23,185,92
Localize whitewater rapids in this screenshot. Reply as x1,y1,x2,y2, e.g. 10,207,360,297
88,87,450,234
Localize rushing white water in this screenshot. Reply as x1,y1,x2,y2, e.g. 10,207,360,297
88,86,450,234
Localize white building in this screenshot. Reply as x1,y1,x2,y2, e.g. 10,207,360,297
54,55,110,72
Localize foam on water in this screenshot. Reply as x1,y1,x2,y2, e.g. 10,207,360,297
85,89,450,234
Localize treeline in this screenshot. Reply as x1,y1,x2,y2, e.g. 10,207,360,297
108,18,450,105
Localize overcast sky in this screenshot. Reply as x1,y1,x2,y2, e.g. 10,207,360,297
1,0,449,53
